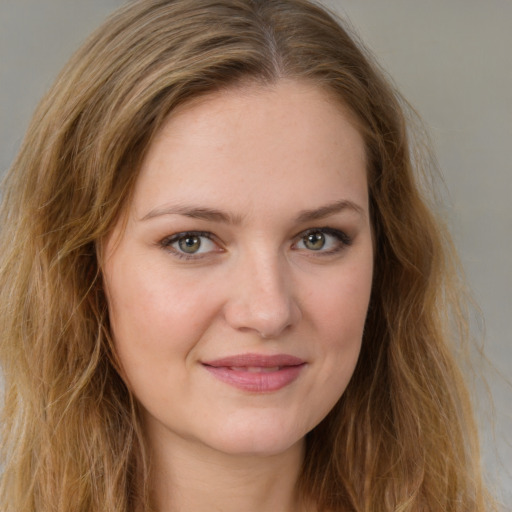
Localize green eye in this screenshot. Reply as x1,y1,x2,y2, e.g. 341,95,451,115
303,232,325,251
162,231,219,259
178,235,202,253
295,228,352,254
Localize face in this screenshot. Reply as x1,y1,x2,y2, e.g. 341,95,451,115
103,80,373,458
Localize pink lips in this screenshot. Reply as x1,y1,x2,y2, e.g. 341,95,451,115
202,353,306,392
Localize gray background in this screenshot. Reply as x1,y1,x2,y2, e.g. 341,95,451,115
1,0,510,508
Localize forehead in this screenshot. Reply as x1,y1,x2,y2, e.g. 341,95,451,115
130,79,368,221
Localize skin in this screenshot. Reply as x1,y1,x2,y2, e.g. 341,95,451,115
103,80,373,512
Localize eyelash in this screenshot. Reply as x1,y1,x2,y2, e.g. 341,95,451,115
293,227,352,255
160,231,219,260
159,227,352,260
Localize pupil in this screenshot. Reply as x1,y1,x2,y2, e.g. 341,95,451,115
305,232,325,250
179,236,201,253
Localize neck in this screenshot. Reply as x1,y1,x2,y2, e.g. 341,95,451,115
148,430,307,512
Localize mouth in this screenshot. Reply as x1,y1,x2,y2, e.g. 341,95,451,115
229,366,282,373
202,353,306,393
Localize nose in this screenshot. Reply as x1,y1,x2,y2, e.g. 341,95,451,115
223,252,302,339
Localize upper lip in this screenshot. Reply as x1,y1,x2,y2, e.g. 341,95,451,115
202,353,305,368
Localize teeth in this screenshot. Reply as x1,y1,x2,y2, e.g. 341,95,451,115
230,366,281,373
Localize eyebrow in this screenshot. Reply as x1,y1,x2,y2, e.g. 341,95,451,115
140,205,242,224
140,199,365,224
295,199,366,223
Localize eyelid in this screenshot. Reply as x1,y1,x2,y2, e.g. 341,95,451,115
292,227,352,253
160,231,223,259
159,227,352,260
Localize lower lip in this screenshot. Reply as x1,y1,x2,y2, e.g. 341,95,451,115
203,364,305,392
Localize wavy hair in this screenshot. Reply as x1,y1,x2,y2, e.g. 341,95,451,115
0,0,494,510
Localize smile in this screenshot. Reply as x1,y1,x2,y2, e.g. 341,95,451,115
202,354,306,392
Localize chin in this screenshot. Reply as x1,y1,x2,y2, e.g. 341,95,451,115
208,436,304,458
199,416,308,458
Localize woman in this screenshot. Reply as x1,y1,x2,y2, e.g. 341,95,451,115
0,0,495,510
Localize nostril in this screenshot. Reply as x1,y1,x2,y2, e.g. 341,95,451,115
223,294,301,339
222,259,302,338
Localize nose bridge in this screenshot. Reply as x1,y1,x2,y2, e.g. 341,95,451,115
224,246,300,338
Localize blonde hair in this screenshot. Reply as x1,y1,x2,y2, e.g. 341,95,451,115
0,0,494,510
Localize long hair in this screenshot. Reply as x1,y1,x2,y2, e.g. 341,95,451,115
0,0,493,510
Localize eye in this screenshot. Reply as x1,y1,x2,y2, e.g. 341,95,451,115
302,231,327,251
294,228,352,254
161,231,220,258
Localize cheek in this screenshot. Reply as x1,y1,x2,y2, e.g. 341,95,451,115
105,265,219,408
309,259,373,338
303,256,372,386
105,256,208,361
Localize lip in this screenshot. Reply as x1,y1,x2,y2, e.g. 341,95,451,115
202,353,306,393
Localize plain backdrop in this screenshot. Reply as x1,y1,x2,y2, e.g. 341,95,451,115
1,0,511,508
